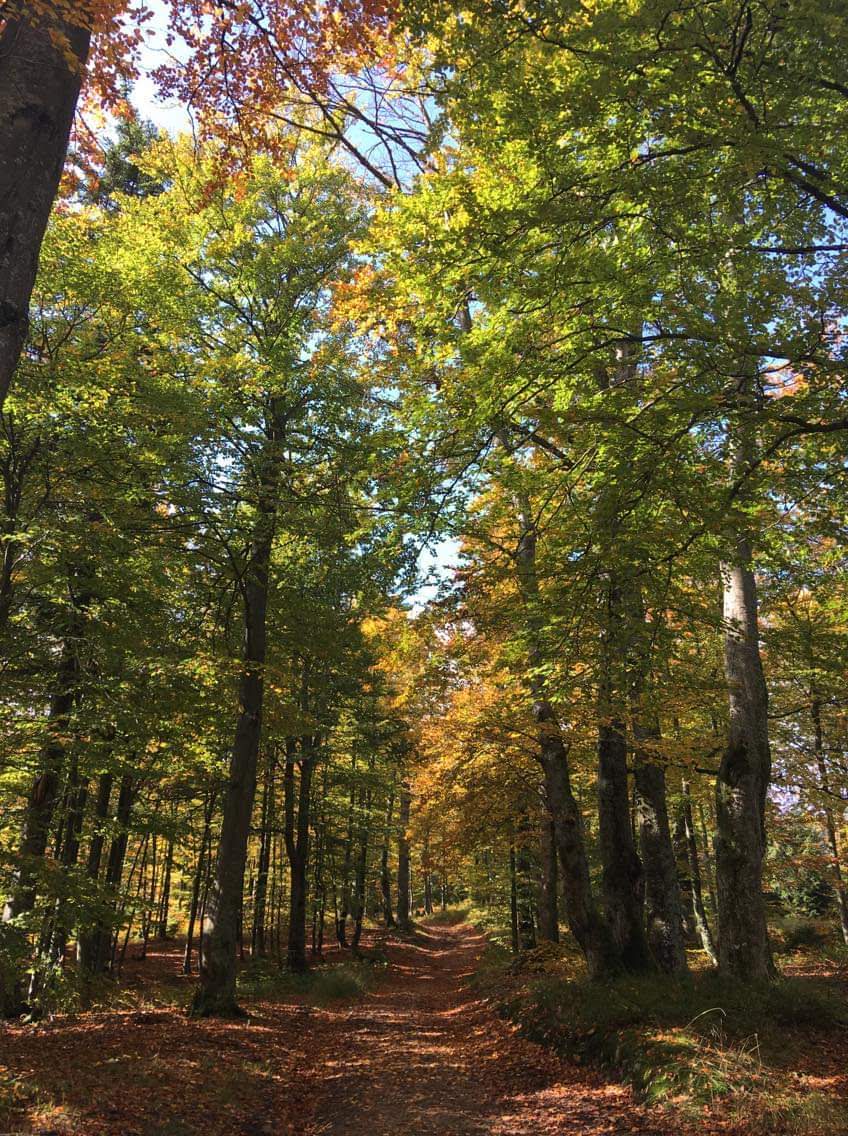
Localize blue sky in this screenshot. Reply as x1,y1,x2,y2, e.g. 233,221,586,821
133,0,191,133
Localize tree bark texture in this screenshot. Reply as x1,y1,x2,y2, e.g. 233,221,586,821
716,535,775,979
0,3,91,404
193,403,285,1016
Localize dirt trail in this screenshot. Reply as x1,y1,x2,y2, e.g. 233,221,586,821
1,924,676,1135
304,924,670,1135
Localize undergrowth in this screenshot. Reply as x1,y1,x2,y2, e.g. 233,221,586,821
237,955,382,1005
476,943,848,1134
423,905,471,926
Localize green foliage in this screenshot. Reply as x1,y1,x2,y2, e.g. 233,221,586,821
774,918,828,953
467,941,512,993
237,956,375,1004
422,905,470,926
311,961,374,1003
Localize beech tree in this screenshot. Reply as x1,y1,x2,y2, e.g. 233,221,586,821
1,0,848,1096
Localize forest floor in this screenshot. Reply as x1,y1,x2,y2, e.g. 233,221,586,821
0,923,682,1136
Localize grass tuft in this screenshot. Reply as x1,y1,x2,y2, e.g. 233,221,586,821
480,948,848,1133
237,956,376,1005
423,905,471,927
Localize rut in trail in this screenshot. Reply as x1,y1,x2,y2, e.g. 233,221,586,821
304,924,671,1135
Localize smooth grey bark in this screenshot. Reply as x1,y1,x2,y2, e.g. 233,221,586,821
0,4,91,405
139,832,157,959
396,780,411,930
589,341,653,972
311,763,329,957
74,771,111,970
716,533,775,979
49,760,87,957
193,594,268,1010
626,593,687,974
422,831,433,916
193,402,285,1016
714,370,774,980
84,772,112,881
26,759,87,1004
699,799,718,918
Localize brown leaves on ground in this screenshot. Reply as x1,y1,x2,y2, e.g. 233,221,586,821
0,925,686,1136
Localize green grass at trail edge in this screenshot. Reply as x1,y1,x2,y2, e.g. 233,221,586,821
422,905,472,927
473,943,848,1134
237,953,386,1005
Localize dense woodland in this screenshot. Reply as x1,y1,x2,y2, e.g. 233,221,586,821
1,1,848,1133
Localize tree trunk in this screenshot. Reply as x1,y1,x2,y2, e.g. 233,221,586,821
715,535,774,979
539,737,618,976
84,771,112,883
380,785,396,928
284,734,316,972
0,4,91,405
505,473,618,977
396,780,411,931
422,832,433,916
75,771,112,970
537,817,559,943
698,800,718,917
632,720,688,974
351,783,371,951
336,766,356,947
140,833,157,959
682,779,718,964
251,755,274,956
183,788,216,975
515,824,536,951
157,838,173,939
812,698,848,945
509,843,520,954
79,772,133,975
311,764,328,957
193,403,285,1016
597,584,652,972
49,762,87,958
193,633,266,1012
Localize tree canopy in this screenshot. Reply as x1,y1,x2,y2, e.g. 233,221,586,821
1,1,847,1132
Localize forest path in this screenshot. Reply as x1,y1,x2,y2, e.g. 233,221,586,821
0,924,679,1135
303,923,670,1135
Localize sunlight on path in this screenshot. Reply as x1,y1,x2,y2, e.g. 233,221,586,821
305,926,669,1136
